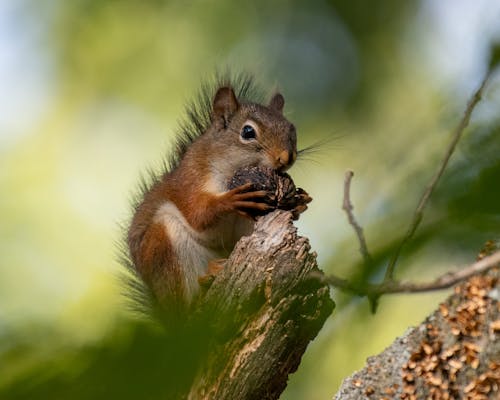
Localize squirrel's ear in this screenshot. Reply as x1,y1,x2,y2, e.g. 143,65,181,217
213,86,239,121
268,93,285,113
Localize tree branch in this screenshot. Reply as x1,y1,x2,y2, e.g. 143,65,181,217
187,211,334,400
334,260,500,399
325,250,500,296
384,72,492,281
342,170,372,264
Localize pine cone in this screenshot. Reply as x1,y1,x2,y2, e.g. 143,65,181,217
228,166,312,219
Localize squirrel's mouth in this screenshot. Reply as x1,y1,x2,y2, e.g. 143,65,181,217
277,163,292,173
264,156,285,172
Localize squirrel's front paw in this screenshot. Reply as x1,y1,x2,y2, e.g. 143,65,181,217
220,183,275,218
228,166,312,219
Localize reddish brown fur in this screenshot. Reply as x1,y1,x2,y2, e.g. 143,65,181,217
128,185,185,309
127,84,299,310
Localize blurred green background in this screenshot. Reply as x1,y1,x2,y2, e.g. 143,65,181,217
1,0,499,399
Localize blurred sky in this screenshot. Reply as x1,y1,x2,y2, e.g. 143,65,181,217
0,1,499,398
1,1,500,147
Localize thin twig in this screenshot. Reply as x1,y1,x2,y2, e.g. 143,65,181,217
384,72,492,282
325,250,500,296
342,170,372,264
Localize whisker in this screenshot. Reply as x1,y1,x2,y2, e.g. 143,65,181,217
295,156,322,166
297,132,346,162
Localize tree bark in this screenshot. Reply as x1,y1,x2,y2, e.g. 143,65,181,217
187,210,334,400
334,260,500,399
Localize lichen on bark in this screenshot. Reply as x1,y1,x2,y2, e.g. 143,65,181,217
334,247,500,400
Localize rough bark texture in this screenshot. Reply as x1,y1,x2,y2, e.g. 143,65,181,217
188,210,334,400
334,257,500,400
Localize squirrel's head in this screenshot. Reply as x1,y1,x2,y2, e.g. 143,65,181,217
211,86,297,172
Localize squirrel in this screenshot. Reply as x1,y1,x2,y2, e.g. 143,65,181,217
126,75,306,313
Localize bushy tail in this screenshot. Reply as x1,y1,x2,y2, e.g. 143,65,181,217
116,227,188,327
115,225,156,318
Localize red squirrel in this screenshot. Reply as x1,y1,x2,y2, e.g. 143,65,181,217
126,76,304,311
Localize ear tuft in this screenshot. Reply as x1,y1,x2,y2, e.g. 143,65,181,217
213,86,239,119
269,93,285,113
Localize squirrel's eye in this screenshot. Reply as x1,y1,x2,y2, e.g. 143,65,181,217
240,125,256,141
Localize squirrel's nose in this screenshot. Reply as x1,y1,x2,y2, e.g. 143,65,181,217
276,149,295,171
278,150,289,166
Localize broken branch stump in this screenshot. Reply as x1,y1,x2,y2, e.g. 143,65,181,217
187,210,334,400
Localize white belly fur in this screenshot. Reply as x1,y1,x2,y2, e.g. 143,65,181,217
154,201,253,299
